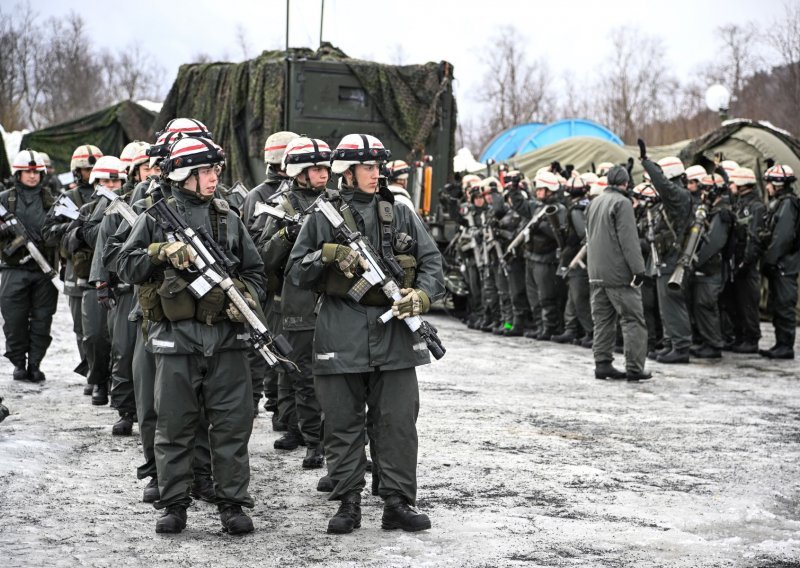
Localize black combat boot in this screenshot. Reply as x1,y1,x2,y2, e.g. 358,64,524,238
190,475,216,503
372,472,380,496
594,361,627,380
0,397,9,423
626,370,653,382
689,345,722,359
731,342,758,354
759,344,795,359
143,477,159,503
480,320,499,333
271,413,288,432
327,491,361,534
219,504,254,535
12,361,28,381
27,362,45,382
381,495,431,532
580,334,593,349
551,330,577,344
83,383,93,396
657,348,690,364
523,327,541,339
112,413,135,436
302,445,325,469
492,322,507,335
274,430,305,450
91,383,109,406
317,475,334,492
155,505,187,534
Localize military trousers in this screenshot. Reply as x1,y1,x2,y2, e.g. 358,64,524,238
494,262,513,323
567,270,592,337
153,349,253,509
523,259,543,333
726,265,762,344
641,276,662,351
465,261,484,320
506,257,530,327
108,289,137,414
590,284,647,373
767,270,798,347
81,288,111,386
481,263,500,323
690,273,724,349
315,367,420,505
68,294,86,370
533,261,563,334
656,271,692,351
278,329,322,445
0,269,58,366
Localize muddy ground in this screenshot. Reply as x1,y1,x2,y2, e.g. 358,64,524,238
1,302,799,567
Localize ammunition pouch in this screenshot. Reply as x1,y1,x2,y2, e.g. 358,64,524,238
157,269,195,322
71,249,92,279
395,254,417,289
196,287,226,325
137,281,165,322
321,268,391,307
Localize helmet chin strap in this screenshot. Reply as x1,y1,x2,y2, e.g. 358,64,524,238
347,165,360,189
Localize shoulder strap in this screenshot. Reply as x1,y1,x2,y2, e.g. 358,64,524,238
7,187,16,214
280,194,298,217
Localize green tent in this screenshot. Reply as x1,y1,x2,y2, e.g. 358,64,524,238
20,101,157,174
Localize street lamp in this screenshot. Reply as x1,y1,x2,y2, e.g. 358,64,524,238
705,84,731,122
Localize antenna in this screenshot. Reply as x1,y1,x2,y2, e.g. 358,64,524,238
285,0,290,51
319,0,325,47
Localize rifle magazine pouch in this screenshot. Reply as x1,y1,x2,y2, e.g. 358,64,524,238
395,254,418,289
137,282,164,322
196,287,226,325
158,269,195,322
72,250,92,279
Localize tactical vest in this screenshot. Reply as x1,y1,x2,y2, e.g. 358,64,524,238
2,184,55,266
320,192,418,306
137,197,235,325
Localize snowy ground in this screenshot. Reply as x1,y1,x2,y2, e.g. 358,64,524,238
1,301,799,567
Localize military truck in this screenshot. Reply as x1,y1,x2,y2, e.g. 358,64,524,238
156,43,456,235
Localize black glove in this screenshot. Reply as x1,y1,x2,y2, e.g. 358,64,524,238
631,273,645,288
284,223,302,241
550,161,562,174
637,139,648,160
0,223,14,239
96,282,116,310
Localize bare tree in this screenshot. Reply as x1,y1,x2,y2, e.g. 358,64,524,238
764,2,800,134
597,26,678,144
711,23,763,102
102,44,165,101
235,23,251,60
0,2,41,130
471,25,555,151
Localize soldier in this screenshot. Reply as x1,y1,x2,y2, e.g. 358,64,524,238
43,144,104,392
687,173,734,359
257,137,328,467
63,157,123,406
0,150,59,382
552,175,593,347
37,152,63,197
384,160,416,210
287,133,444,535
501,171,534,336
759,165,799,359
586,165,650,381
722,167,765,352
242,130,297,425
525,171,567,340
455,183,488,328
631,183,664,356
639,141,694,364
117,136,263,534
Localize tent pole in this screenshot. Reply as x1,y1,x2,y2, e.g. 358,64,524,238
285,0,290,51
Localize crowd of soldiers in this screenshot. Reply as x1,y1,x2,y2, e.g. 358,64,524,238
0,122,445,536
445,140,799,376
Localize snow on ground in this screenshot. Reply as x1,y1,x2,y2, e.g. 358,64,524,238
1,300,799,567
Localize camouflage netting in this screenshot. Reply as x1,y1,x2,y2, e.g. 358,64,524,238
20,101,156,173
155,43,455,187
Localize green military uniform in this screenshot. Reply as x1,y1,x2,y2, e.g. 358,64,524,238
586,183,648,375
116,188,264,511
762,190,800,355
43,182,95,374
0,181,59,372
558,195,592,342
258,185,323,454
641,159,694,356
286,185,444,505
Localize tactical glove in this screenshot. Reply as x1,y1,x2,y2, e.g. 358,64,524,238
148,241,197,270
0,223,14,239
631,273,645,289
96,281,116,310
321,243,368,279
225,292,257,323
280,223,302,242
637,138,648,161
391,288,430,320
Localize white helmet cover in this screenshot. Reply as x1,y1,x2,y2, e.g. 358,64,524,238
282,137,332,178
89,155,128,184
164,137,225,182
330,134,391,175
12,149,46,175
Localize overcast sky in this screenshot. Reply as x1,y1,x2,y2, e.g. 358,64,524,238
31,0,783,123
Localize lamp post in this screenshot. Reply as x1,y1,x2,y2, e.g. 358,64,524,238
705,84,732,122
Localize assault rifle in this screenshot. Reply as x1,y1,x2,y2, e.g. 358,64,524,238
53,195,80,220
503,204,557,260
253,201,303,225
557,242,587,278
645,205,661,277
668,204,707,291
0,204,61,290
96,186,139,227
146,199,296,371
314,197,446,360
